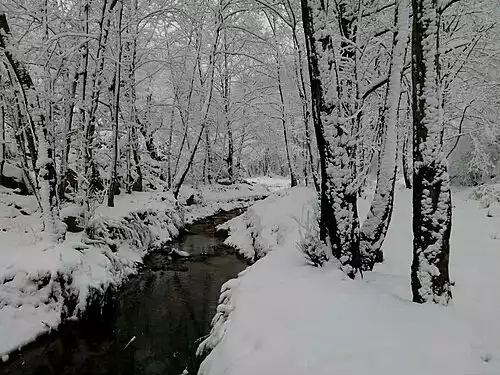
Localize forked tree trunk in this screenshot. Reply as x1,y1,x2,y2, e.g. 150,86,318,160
411,0,452,305
359,0,409,270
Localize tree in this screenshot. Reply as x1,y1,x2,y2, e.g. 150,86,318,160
410,0,452,304
107,1,123,207
171,0,223,199
0,12,65,242
301,0,361,277
359,0,409,270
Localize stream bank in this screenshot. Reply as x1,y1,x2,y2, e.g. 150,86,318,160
0,208,248,375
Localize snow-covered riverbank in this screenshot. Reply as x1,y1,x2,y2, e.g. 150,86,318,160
0,178,287,361
199,184,500,375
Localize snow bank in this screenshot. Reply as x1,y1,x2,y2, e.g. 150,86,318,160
182,181,272,223
0,191,182,358
217,187,316,260
470,183,500,208
199,187,500,375
0,177,285,359
245,176,290,192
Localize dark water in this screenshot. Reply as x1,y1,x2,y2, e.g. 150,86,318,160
1,209,247,375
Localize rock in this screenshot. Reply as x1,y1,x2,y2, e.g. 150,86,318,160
63,215,84,233
487,202,500,217
186,194,196,206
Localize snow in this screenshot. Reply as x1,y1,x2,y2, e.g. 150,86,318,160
0,177,284,360
217,187,316,260
199,183,500,375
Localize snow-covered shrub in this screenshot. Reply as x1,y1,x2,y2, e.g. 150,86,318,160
296,202,329,267
470,183,500,208
297,231,329,267
86,207,184,252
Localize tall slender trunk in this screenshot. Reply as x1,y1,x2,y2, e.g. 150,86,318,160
359,0,409,271
222,30,234,183
411,0,452,305
139,92,160,163
107,2,123,207
128,0,142,192
166,105,176,188
204,126,213,184
266,13,297,187
285,0,319,192
76,0,90,202
59,67,79,201
277,72,296,187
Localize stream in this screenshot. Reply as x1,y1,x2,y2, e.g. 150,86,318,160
1,208,248,375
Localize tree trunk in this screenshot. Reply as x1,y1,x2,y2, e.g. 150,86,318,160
301,0,361,277
359,0,409,271
75,0,90,201
411,0,452,305
107,2,123,207
222,30,234,183
128,0,142,192
166,105,176,188
139,92,161,163
277,63,297,188
285,0,319,192
402,126,412,188
204,126,213,184
59,67,79,201
266,13,297,188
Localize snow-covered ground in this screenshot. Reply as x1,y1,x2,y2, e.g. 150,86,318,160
0,178,284,361
199,183,500,375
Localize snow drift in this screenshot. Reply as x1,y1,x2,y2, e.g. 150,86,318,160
198,186,500,375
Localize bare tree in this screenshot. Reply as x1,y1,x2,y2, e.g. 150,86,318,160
0,12,65,242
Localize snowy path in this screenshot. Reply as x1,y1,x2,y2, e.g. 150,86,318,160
199,186,500,375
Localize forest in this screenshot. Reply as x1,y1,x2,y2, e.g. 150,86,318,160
1,0,499,374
